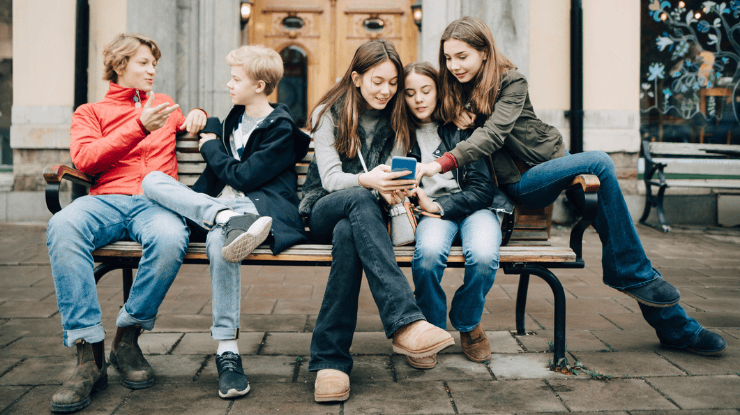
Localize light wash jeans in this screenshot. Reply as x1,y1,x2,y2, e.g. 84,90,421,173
505,150,702,347
47,194,189,348
412,209,501,332
142,171,260,340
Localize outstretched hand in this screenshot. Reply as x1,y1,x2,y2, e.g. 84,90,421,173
139,92,180,132
358,164,417,193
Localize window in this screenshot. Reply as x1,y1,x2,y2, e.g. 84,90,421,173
641,0,740,144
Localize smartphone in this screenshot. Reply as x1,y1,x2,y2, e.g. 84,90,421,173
391,156,417,180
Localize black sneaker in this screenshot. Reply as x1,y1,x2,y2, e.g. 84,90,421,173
215,352,250,399
220,213,272,263
619,277,681,308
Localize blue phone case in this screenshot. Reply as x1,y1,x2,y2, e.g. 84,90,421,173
391,156,417,180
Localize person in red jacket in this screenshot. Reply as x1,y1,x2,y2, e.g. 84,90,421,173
46,33,207,413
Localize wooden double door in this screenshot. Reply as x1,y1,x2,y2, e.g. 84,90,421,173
247,0,418,127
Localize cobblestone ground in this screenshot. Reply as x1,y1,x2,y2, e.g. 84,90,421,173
0,222,739,414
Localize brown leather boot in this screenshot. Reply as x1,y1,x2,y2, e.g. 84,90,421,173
109,325,154,389
460,324,490,363
50,339,107,413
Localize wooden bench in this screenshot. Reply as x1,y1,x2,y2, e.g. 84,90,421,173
43,132,600,366
639,140,740,232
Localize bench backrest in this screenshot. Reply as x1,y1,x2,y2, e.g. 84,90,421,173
175,134,552,243
639,141,740,180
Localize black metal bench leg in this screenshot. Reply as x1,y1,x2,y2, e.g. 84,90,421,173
639,180,653,224
505,264,566,364
515,273,530,335
655,185,671,232
122,268,133,303
93,263,122,284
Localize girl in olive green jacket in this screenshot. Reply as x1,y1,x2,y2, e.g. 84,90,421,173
415,16,725,356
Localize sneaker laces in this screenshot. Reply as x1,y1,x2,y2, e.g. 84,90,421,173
219,353,239,372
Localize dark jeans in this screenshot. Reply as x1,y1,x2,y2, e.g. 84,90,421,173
505,151,701,346
307,187,425,375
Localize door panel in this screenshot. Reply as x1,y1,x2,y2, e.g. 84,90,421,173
247,0,417,124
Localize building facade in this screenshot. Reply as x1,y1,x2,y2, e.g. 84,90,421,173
10,0,718,225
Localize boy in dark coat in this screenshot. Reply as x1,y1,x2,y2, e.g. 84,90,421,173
142,45,310,399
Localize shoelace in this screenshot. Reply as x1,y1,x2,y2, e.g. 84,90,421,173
219,353,239,372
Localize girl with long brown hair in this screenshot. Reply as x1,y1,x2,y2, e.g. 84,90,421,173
299,40,453,403
416,17,725,356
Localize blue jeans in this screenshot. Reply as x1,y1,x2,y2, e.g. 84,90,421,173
307,187,426,375
412,209,501,332
142,171,260,340
505,150,702,347
47,194,189,348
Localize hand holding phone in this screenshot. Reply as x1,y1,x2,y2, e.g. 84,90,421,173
391,156,417,180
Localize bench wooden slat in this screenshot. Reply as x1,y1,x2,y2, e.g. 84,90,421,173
92,241,576,263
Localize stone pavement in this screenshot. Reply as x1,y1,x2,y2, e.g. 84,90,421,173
0,222,739,414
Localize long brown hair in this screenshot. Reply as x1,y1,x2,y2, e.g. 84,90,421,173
309,39,410,158
437,17,515,123
403,62,442,132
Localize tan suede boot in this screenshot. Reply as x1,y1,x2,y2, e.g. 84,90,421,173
50,339,107,413
109,325,154,389
406,354,437,369
392,320,454,358
314,369,350,402
460,324,490,363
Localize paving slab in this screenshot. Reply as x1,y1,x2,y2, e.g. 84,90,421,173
2,384,130,415
260,332,312,355
447,379,566,413
657,348,740,375
230,382,340,414
547,378,677,411
0,336,70,358
115,383,231,415
568,351,686,378
343,381,455,414
393,353,493,382
0,385,29,412
239,314,307,332
348,331,393,355
0,300,59,318
149,315,212,332
647,375,740,410
0,356,77,386
171,332,263,355
488,353,580,380
590,329,665,353
515,330,608,352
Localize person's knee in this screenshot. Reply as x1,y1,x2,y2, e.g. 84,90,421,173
141,171,169,197
591,151,616,175
147,217,189,255
47,208,84,246
332,219,354,245
465,246,499,270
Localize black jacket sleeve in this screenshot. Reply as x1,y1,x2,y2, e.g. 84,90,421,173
435,157,495,219
199,120,298,193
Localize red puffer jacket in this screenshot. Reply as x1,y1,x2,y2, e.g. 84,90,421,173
70,82,202,196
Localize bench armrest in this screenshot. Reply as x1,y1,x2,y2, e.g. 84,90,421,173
566,174,600,262
43,165,95,214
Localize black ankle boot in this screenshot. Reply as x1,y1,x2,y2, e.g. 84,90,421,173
50,339,107,413
110,325,155,389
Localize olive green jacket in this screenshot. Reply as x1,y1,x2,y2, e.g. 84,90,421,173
448,70,565,185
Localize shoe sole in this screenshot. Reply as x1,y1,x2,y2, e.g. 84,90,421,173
50,373,108,413
221,217,273,263
392,336,455,358
315,388,350,402
661,343,727,356
407,356,436,370
109,354,155,390
620,291,679,308
219,383,251,399
462,350,491,363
